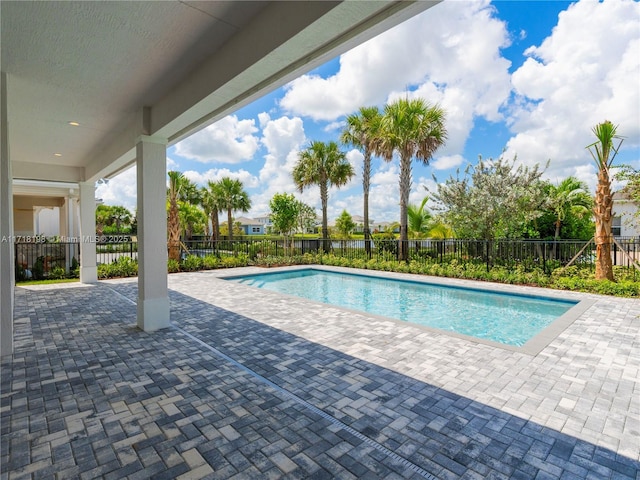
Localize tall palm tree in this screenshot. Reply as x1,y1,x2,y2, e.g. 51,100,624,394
292,140,355,252
201,181,224,242
547,177,593,241
341,106,381,255
217,177,251,241
586,120,624,281
167,171,184,262
375,97,447,261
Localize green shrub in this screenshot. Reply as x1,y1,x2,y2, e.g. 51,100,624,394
15,263,27,281
70,257,80,278
202,255,219,269
32,256,45,280
373,234,398,256
98,256,138,279
220,254,248,268
181,255,203,272
551,276,639,297
48,266,67,280
247,240,279,259
167,259,180,273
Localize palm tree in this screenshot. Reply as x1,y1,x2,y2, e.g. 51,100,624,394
427,220,454,240
407,197,432,239
201,181,224,242
109,206,132,234
179,202,206,241
95,205,110,237
167,171,184,262
586,120,624,281
217,177,251,241
292,140,355,252
547,177,593,241
341,106,381,255
375,98,447,261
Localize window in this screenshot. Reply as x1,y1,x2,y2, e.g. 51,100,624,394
612,216,622,237
251,227,261,233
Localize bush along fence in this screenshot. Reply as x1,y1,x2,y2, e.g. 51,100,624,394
14,236,640,282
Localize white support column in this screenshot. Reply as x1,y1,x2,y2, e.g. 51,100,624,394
1,71,14,357
67,197,79,272
61,198,71,271
33,206,41,235
79,182,97,283
67,196,77,238
136,135,170,331
59,201,68,240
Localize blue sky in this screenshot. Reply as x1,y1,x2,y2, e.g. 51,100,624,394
98,0,640,223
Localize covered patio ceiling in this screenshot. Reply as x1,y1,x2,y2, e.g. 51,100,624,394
1,0,438,184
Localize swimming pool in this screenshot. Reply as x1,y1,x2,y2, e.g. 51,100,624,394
225,268,579,347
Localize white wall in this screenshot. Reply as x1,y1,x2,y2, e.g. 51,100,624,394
36,207,60,236
613,200,639,237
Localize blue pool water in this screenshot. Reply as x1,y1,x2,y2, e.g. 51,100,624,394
226,269,578,346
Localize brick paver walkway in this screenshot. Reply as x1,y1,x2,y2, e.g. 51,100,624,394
2,266,639,479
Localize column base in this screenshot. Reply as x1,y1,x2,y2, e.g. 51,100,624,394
80,266,98,284
137,297,170,331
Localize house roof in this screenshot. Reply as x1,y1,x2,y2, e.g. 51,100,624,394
235,216,262,226
613,190,637,202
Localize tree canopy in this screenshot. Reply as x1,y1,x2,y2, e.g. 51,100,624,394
269,193,299,239
95,204,134,236
335,210,356,239
431,155,546,240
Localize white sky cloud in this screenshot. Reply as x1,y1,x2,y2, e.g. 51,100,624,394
249,115,308,216
183,168,259,189
280,0,512,158
505,0,640,186
174,115,259,164
431,154,464,171
96,166,137,212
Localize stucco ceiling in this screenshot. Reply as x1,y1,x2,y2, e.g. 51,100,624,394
1,1,438,183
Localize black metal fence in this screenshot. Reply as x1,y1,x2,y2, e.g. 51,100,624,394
14,242,81,280
180,237,640,273
14,241,137,280
14,237,640,280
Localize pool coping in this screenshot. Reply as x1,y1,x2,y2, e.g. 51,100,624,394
219,264,597,356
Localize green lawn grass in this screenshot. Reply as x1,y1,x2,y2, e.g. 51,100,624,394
16,278,79,286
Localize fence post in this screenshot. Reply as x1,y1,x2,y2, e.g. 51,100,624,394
485,240,490,272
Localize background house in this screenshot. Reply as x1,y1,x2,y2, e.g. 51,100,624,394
236,217,265,235
253,214,273,234
351,215,375,234
612,190,639,238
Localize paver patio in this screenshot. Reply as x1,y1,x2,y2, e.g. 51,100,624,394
1,266,639,479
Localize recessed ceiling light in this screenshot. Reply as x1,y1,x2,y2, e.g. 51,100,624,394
68,121,80,126
54,153,62,157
